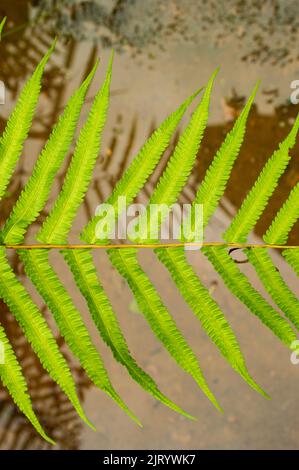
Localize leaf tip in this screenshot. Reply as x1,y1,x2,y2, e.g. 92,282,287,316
251,80,260,99
0,16,7,38
50,37,58,53
84,59,100,85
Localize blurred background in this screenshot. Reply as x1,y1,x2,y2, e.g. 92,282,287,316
0,0,299,450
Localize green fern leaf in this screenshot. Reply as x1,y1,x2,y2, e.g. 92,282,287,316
0,41,56,201
1,64,98,244
1,32,298,439
272,184,299,273
20,53,141,424
186,82,258,234
246,248,299,331
0,247,94,430
37,53,113,244
85,71,222,411
200,114,299,347
51,79,203,418
0,16,56,443
0,323,55,444
224,113,299,243
264,182,299,245
153,85,266,395
108,247,222,412
0,17,6,37
203,246,296,347
63,248,195,420
18,248,141,426
220,117,299,334
244,184,299,331
155,246,268,398
82,71,222,411
81,88,202,244
283,249,299,277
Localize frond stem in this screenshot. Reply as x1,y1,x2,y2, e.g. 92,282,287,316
1,243,298,250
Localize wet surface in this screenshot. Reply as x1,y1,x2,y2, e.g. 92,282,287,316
0,0,298,450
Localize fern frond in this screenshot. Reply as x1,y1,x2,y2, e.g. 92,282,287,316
0,41,56,201
186,82,258,234
37,53,113,244
1,64,98,244
0,323,55,444
203,246,296,347
63,248,195,420
132,69,218,243
108,247,222,412
81,87,202,244
0,247,94,430
246,248,299,331
18,248,140,426
155,246,268,398
224,114,299,243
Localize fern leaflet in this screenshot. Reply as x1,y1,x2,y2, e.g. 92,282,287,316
185,82,259,235
131,69,218,243
1,64,98,244
82,87,202,244
18,248,141,426
203,246,296,347
0,41,56,200
108,247,222,412
283,249,299,277
245,182,299,331
153,85,266,395
156,246,268,397
37,53,113,244
224,114,299,243
264,182,299,245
